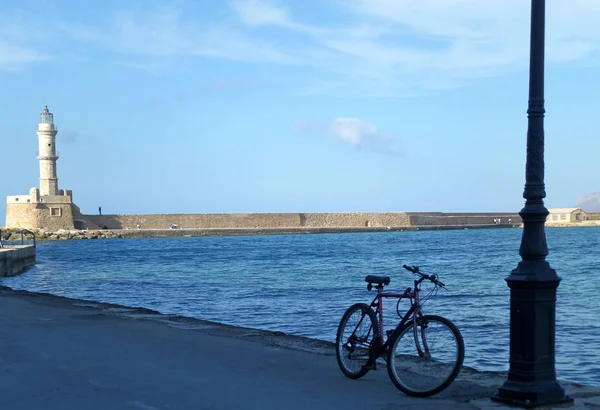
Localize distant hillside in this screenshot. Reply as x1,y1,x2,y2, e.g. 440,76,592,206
575,192,600,212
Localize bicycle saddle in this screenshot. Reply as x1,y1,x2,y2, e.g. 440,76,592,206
364,275,390,285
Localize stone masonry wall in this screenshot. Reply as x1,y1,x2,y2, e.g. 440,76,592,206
34,203,75,231
5,203,37,229
82,213,414,230
407,212,522,226
73,212,520,231
6,207,522,232
5,203,75,230
301,212,411,227
84,213,303,230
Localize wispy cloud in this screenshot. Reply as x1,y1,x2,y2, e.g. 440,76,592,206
115,59,182,76
229,0,292,28
0,15,52,70
343,0,600,69
4,1,600,93
62,6,299,66
228,0,600,93
330,118,401,155
0,43,49,70
295,117,401,156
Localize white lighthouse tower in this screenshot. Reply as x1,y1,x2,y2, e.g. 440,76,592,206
5,106,83,230
36,105,59,196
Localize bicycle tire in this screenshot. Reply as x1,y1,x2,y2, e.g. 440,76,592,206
386,314,464,397
335,303,380,379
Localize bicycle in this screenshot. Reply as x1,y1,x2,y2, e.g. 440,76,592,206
335,264,465,397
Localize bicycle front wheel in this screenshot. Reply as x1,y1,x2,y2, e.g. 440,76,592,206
386,314,464,397
335,303,379,379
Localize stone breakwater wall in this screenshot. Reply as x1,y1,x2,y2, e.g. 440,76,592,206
0,245,36,277
3,211,524,235
81,212,522,231
406,212,520,226
83,212,414,230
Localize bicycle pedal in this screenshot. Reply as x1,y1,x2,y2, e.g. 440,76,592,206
362,363,377,371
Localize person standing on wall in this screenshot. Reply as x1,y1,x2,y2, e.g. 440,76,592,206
99,206,102,215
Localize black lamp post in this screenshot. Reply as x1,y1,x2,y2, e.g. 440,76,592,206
491,0,573,407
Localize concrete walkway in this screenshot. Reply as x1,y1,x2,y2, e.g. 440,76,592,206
0,287,598,410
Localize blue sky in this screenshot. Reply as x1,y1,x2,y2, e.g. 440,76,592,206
2,0,600,219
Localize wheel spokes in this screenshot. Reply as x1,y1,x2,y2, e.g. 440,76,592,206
388,317,462,396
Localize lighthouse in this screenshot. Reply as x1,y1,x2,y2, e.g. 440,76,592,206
4,106,88,230
36,105,59,196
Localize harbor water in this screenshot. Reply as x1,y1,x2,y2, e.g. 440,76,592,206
2,227,599,386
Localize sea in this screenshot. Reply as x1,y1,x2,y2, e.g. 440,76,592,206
2,226,599,386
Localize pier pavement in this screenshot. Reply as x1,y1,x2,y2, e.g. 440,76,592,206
0,286,598,410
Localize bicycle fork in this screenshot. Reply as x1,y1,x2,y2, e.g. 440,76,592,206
412,314,431,358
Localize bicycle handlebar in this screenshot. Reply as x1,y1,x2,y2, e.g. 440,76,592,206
402,264,446,288
402,264,418,273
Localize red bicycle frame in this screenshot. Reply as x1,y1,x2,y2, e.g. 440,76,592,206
363,275,431,368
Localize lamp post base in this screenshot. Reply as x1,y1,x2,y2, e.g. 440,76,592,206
491,259,573,409
492,380,573,408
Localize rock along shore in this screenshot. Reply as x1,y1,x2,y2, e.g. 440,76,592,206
0,224,519,241
0,284,598,409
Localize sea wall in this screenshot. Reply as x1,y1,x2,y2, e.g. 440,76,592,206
5,208,524,233
82,212,414,230
0,245,36,277
300,212,411,227
85,213,302,230
407,212,521,226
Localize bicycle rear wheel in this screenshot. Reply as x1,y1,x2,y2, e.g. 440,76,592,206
335,303,379,379
386,314,464,397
